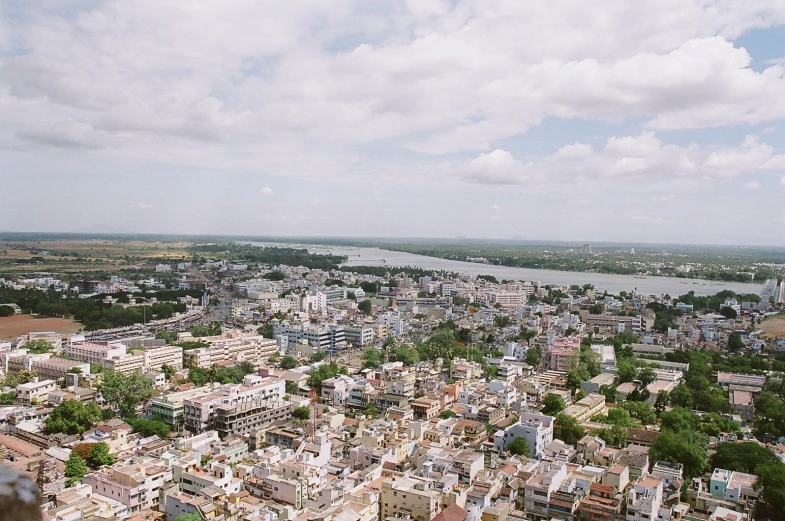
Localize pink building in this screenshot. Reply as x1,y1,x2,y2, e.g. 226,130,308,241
83,462,171,514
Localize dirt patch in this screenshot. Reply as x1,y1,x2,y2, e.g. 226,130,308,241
760,315,785,340
0,315,82,341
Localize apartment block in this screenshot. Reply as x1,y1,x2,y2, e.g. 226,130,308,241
380,476,442,521
213,399,292,439
183,376,285,433
17,378,57,405
83,461,172,514
494,412,554,458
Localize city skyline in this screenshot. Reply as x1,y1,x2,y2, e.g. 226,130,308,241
2,2,785,244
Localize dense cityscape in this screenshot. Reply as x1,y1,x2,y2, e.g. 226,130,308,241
3,1,785,521
1,239,785,521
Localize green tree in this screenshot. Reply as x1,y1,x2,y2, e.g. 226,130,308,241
358,300,372,314
65,450,87,486
99,371,153,415
711,442,780,474
285,381,299,395
617,359,637,383
86,442,115,467
0,392,16,405
439,410,457,419
659,407,699,433
507,437,530,456
595,407,639,428
23,339,53,354
126,416,171,438
279,355,299,370
668,383,694,409
161,363,176,380
727,332,744,351
292,406,311,421
637,367,656,386
554,413,586,445
258,324,274,338
596,424,627,447
389,345,419,365
175,514,203,521
361,348,384,369
45,399,101,435
650,430,708,480
525,347,541,366
18,369,37,384
623,401,657,425
756,463,785,513
542,394,566,416
364,404,379,418
566,372,582,391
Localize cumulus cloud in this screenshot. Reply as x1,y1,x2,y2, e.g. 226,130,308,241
259,187,274,195
129,203,152,209
744,181,761,189
463,132,783,184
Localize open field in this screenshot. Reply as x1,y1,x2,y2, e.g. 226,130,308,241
760,315,785,339
0,239,193,275
0,315,82,341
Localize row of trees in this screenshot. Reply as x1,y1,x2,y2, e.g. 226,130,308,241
0,285,191,330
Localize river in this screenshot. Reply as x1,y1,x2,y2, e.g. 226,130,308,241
250,242,764,297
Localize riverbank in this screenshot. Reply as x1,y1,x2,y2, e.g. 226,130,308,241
251,241,763,297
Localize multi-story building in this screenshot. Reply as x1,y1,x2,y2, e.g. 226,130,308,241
63,342,126,365
183,376,285,433
149,386,213,428
83,461,172,514
494,412,554,459
380,476,442,521
343,326,375,347
272,322,346,352
213,399,292,439
143,345,183,371
184,333,277,369
626,475,664,521
16,378,57,405
563,393,607,422
103,352,145,374
485,292,526,307
321,374,356,405
30,357,90,382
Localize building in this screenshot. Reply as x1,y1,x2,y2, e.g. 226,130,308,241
213,399,292,439
709,469,758,504
272,323,347,352
343,326,375,348
183,376,285,433
380,476,442,521
149,386,213,428
83,461,172,514
143,345,184,371
494,412,554,458
63,342,127,365
30,357,91,382
562,393,607,422
17,378,57,405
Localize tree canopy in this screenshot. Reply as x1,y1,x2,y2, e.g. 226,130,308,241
99,370,153,414
45,400,101,435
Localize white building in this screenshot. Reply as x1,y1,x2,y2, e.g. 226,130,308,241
494,412,554,458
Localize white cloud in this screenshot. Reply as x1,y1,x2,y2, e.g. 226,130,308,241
492,204,501,210
129,202,152,209
463,132,782,184
780,176,785,186
259,187,274,195
744,181,761,189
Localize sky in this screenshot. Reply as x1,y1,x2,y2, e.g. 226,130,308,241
1,1,785,245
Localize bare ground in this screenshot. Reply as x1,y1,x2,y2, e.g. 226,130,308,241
0,315,82,341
